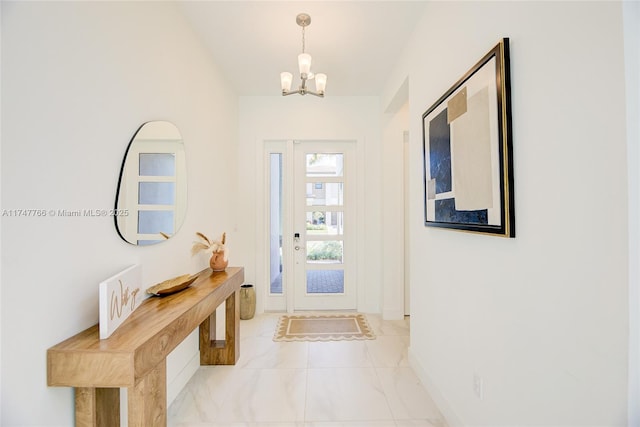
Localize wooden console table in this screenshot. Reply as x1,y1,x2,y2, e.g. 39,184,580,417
47,267,244,427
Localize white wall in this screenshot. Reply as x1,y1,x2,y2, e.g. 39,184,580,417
237,96,381,314
390,2,629,426
1,2,238,425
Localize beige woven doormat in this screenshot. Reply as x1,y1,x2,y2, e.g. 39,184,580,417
273,313,375,342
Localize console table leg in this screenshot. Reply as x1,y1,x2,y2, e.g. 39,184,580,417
199,290,240,365
128,359,166,427
75,387,120,427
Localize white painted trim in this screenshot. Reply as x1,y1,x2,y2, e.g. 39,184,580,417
284,140,295,313
403,129,410,316
624,1,640,425
255,138,267,314
0,3,4,419
260,140,290,313
408,346,464,427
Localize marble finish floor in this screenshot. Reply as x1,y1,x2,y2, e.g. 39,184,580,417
168,313,447,427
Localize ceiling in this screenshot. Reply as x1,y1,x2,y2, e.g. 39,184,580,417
178,1,427,97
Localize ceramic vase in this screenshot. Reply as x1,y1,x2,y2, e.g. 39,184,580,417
209,251,228,272
240,284,256,320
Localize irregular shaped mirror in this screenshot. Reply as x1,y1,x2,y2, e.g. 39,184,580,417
115,121,187,245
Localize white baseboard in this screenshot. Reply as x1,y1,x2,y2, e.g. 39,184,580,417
408,346,465,427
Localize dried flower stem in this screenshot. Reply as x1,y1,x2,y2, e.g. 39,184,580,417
191,231,227,256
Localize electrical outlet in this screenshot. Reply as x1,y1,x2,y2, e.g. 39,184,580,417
473,373,484,400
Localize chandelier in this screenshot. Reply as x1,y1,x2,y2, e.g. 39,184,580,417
280,13,327,97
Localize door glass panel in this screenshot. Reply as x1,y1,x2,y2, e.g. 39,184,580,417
306,153,343,177
138,182,176,205
139,153,175,176
269,153,283,294
306,240,343,263
306,182,343,206
306,211,343,235
306,270,344,294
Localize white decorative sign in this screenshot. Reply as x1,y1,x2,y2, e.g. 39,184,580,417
99,264,142,339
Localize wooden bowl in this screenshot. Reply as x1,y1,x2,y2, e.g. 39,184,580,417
146,273,198,296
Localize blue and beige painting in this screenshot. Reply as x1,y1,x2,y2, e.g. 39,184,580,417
428,107,488,225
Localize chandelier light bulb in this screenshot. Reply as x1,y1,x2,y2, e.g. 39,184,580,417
280,72,293,92
314,73,327,93
298,53,312,76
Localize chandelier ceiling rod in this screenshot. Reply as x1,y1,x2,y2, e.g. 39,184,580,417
280,13,327,97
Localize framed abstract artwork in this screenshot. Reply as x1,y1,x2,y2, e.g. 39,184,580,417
422,38,515,237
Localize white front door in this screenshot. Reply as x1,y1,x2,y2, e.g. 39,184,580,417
293,141,356,310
